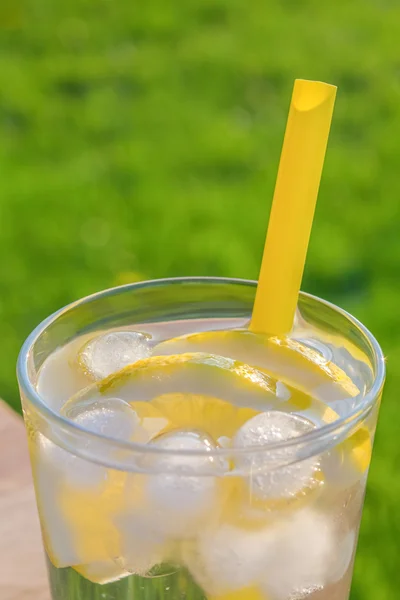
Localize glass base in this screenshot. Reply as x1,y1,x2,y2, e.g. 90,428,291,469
46,556,354,600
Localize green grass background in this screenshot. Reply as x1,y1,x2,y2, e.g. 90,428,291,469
1,1,399,598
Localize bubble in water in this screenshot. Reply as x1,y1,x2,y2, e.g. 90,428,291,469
233,412,321,500
261,509,334,600
78,331,152,380
289,585,324,600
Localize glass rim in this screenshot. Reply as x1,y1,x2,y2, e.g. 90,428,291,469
17,276,386,460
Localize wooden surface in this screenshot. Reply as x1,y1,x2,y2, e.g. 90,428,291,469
0,401,50,600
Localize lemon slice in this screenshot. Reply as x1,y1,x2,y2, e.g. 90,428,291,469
151,394,259,441
67,353,279,411
154,330,360,401
59,469,125,565
343,427,371,473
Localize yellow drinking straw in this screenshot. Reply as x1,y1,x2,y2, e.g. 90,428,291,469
250,79,337,336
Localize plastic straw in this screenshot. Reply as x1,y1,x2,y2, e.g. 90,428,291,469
250,79,337,336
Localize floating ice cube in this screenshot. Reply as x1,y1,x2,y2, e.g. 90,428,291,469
78,331,152,380
37,341,91,411
60,396,142,484
113,431,226,575
261,509,335,600
64,396,140,441
183,522,276,596
144,430,226,538
184,507,339,598
233,412,321,500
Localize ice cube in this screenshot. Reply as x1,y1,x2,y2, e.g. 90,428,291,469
37,341,91,411
233,412,321,500
74,560,130,584
64,396,140,441
78,330,152,380
114,431,226,574
114,512,166,575
144,431,226,538
60,397,143,482
261,509,335,600
183,522,276,596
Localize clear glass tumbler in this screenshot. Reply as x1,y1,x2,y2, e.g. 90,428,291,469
17,277,385,600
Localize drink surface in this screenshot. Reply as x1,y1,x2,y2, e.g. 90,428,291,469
28,316,374,600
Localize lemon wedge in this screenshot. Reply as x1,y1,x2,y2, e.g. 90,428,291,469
321,405,372,475
59,469,125,565
67,353,278,412
155,330,360,400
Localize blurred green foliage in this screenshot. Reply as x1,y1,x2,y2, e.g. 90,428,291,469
0,0,399,598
